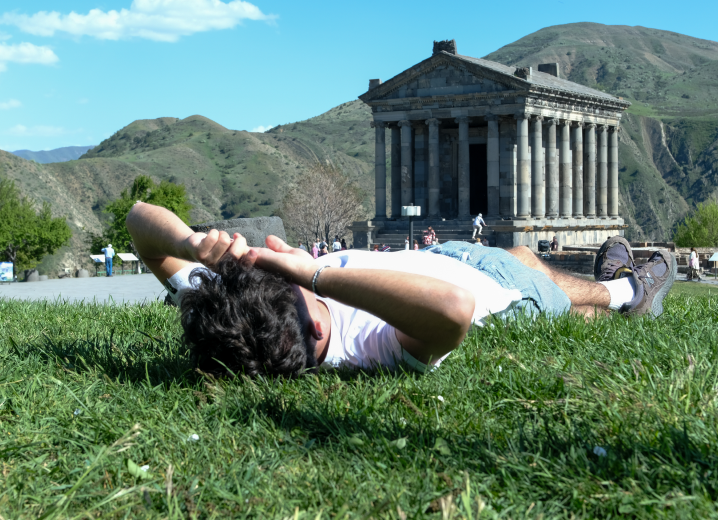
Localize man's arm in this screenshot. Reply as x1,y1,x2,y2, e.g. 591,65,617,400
125,202,249,285
251,237,475,362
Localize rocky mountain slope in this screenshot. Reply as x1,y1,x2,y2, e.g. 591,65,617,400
484,23,718,239
1,23,718,274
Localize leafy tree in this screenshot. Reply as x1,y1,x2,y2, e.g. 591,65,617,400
674,200,718,247
91,175,193,254
278,163,368,245
0,180,72,278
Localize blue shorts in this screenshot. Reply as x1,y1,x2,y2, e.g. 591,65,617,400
422,242,572,316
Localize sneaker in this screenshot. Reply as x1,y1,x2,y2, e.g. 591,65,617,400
622,250,677,318
594,236,634,282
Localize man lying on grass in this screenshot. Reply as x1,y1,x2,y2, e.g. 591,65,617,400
127,202,677,377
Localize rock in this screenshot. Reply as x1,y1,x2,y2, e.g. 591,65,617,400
190,216,286,248
38,275,49,281
76,269,89,278
25,270,39,282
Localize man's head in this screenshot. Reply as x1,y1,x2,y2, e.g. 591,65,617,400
179,256,318,378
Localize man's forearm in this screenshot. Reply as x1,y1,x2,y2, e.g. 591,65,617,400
125,202,194,261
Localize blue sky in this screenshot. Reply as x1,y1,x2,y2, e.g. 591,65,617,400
0,0,715,152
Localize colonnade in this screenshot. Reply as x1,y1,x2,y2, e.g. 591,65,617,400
372,114,621,221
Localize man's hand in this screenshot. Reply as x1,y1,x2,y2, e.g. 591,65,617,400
184,230,251,269
251,235,316,287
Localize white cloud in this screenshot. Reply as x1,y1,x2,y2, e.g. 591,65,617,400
6,124,71,137
251,125,273,133
0,42,58,71
0,99,21,110
1,0,275,43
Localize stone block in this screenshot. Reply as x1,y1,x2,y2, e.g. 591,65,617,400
38,275,49,281
190,216,287,248
25,270,39,282
76,269,89,278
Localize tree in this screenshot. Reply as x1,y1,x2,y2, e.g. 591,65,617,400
91,175,193,254
674,200,718,247
278,162,369,245
0,180,72,278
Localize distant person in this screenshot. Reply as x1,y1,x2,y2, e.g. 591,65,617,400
319,238,328,252
482,237,489,247
472,213,486,239
405,236,410,251
298,241,307,252
101,243,115,277
550,236,559,252
413,239,419,251
319,245,328,257
341,239,347,250
688,247,701,281
373,244,380,252
381,244,391,252
333,237,342,252
311,241,319,260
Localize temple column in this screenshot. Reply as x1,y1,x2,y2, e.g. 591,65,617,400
371,120,386,219
584,123,596,218
499,118,516,217
609,126,619,217
531,115,545,218
515,113,530,218
455,116,470,219
572,121,584,218
486,115,500,217
426,118,441,218
597,125,608,218
399,120,413,209
546,119,558,217
559,120,572,217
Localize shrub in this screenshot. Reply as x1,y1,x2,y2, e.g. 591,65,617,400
674,200,718,247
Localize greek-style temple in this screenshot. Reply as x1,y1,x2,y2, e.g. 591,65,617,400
350,40,629,249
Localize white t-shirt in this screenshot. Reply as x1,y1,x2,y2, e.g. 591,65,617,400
164,250,522,373
332,241,342,252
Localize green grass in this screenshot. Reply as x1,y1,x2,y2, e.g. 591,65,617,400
3,293,718,518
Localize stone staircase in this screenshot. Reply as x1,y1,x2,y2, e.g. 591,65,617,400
370,220,496,250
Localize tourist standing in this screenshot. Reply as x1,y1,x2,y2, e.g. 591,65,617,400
472,213,486,239
413,240,419,251
311,240,319,259
341,238,347,250
101,243,115,277
333,236,342,252
550,236,559,252
298,241,307,252
405,236,410,250
689,247,701,280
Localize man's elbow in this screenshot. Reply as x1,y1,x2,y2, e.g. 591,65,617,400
444,287,475,340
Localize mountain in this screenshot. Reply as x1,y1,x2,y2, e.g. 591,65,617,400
11,145,95,164
2,22,718,273
483,22,718,240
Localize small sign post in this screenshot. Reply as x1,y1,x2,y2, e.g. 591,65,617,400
709,253,718,280
401,204,421,250
118,253,140,274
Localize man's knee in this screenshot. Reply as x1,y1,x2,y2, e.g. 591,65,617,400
507,246,540,267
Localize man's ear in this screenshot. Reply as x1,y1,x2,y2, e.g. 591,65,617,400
308,317,324,341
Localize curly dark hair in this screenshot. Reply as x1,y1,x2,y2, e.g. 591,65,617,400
179,256,318,378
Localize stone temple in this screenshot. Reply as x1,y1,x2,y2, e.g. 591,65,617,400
350,40,629,249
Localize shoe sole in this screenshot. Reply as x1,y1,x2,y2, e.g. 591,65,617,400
650,252,678,318
594,236,634,281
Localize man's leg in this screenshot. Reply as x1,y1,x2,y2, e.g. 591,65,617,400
506,246,610,311
472,225,477,239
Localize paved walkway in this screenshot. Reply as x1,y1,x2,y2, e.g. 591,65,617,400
0,274,167,304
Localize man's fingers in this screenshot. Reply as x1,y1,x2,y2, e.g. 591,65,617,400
265,235,293,254
226,233,250,261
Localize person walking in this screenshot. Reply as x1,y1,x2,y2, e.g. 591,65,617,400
332,237,342,253
311,240,319,260
472,213,486,239
101,243,115,277
688,247,701,281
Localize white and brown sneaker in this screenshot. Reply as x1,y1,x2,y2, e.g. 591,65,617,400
622,250,677,318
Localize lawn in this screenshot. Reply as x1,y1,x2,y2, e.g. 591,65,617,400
1,292,718,518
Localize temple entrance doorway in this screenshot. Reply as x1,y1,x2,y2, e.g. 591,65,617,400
469,144,488,216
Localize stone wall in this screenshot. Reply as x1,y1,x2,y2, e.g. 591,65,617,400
190,216,286,248
384,65,506,100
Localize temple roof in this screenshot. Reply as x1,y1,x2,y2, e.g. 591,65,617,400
360,50,630,108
